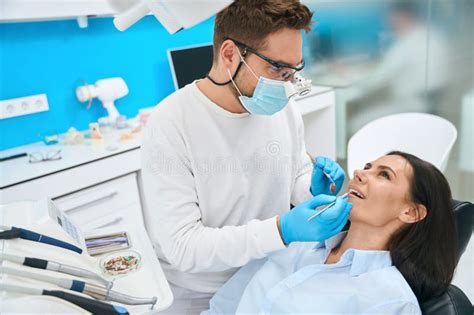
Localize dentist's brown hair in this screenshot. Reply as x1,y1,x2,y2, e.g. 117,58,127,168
212,0,313,62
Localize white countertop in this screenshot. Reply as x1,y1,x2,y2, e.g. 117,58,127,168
0,125,142,189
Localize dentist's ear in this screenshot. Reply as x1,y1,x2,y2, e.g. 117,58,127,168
399,203,427,224
219,40,238,69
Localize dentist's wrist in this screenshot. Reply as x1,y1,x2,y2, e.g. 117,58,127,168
277,214,291,245
276,215,287,245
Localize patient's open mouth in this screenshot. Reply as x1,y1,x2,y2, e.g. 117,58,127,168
349,188,365,199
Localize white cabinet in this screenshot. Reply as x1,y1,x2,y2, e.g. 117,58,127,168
0,0,124,23
53,173,144,232
0,125,144,231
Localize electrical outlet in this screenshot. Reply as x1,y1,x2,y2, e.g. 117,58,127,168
0,94,49,120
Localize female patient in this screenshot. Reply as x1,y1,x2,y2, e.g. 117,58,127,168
204,151,457,314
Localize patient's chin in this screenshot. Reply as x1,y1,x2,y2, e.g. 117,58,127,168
348,204,363,221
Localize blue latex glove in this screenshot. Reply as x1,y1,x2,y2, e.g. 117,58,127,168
310,156,346,196
279,194,352,244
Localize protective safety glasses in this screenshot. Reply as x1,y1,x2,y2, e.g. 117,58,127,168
226,37,305,81
28,149,62,163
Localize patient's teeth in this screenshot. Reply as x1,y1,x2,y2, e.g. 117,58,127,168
350,189,364,199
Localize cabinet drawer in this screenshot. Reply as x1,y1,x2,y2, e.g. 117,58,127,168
80,203,144,233
53,173,142,228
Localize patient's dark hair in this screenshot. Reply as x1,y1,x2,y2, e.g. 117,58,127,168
387,151,457,302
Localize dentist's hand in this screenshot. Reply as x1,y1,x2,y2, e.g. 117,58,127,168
279,194,352,245
310,156,345,196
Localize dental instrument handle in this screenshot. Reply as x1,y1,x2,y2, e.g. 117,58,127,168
0,228,21,239
307,192,349,222
0,252,23,264
4,265,155,306
0,283,129,315
0,252,112,289
107,290,158,306
44,290,129,315
1,252,51,271
1,266,75,289
80,282,158,306
0,283,43,295
2,266,112,299
25,257,48,269
54,263,112,289
12,226,83,254
80,283,158,306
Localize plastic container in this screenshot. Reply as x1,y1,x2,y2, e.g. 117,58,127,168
99,250,141,277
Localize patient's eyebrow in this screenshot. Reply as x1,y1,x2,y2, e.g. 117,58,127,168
378,165,397,178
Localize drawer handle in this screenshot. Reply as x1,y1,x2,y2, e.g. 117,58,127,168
93,217,124,230
64,191,118,214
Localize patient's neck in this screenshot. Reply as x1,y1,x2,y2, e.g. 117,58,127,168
325,223,391,264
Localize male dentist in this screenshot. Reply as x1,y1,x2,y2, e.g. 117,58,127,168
141,0,351,313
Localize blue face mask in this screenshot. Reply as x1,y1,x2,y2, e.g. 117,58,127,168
228,58,298,116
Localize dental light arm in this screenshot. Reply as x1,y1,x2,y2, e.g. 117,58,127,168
110,0,233,32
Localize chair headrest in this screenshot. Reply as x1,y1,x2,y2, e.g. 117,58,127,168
452,200,473,258
421,284,472,315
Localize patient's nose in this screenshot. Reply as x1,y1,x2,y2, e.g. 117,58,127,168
354,169,367,183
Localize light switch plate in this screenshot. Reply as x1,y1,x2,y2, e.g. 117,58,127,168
0,94,49,120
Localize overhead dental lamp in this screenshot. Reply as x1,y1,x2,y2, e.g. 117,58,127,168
75,77,128,123
109,0,233,33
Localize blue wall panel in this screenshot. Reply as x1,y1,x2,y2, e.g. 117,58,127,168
0,16,214,150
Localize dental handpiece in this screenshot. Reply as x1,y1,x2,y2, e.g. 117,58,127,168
0,283,129,315
2,266,157,306
307,192,349,222
0,252,112,289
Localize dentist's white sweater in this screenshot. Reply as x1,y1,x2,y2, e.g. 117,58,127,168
141,81,313,293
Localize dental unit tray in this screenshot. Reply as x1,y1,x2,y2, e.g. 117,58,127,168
0,198,174,313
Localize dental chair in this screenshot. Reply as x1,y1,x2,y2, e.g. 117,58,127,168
347,113,457,174
420,200,473,315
